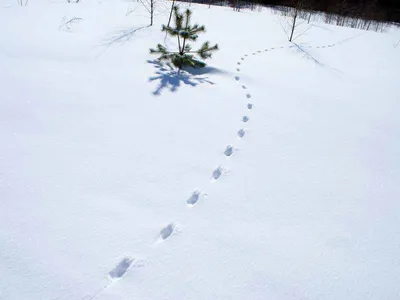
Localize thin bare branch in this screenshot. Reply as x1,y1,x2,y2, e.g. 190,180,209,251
293,25,311,41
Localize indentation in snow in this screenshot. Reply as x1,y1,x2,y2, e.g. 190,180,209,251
109,257,134,279
224,146,234,157
187,191,200,206
160,223,175,240
212,167,222,180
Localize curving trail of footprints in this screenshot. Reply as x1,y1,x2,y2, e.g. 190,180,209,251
82,37,356,300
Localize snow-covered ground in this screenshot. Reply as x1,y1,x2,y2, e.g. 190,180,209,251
1,1,400,299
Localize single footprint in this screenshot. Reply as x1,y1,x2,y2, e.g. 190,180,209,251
187,191,200,206
271,47,275,50
212,167,222,180
236,68,240,71
109,257,134,279
242,116,249,123
237,62,241,65
247,103,253,109
238,129,246,138
235,76,240,81
257,50,261,53
252,52,256,55
246,93,251,98
244,54,248,57
241,57,244,60
265,49,268,51
224,145,234,157
160,223,175,240
242,85,247,89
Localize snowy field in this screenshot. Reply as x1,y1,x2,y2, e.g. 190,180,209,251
1,1,400,299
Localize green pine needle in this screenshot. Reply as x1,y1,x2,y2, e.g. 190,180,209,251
149,7,218,69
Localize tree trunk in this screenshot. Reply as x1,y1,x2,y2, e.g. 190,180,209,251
181,37,187,55
150,0,153,26
167,0,175,27
289,8,298,42
177,35,182,54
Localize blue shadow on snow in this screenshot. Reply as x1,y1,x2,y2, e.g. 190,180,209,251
148,60,218,96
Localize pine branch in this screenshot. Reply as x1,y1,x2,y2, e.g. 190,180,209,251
190,24,205,35
184,43,192,52
197,41,219,59
173,6,183,30
150,44,168,54
162,24,178,36
150,7,218,69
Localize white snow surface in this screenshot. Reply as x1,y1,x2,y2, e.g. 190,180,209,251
1,1,400,300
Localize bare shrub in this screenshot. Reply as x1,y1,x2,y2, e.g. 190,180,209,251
17,0,28,6
59,17,83,32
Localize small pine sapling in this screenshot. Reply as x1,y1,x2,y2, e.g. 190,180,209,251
150,7,218,70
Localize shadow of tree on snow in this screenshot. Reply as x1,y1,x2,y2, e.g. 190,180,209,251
96,25,151,57
291,43,343,74
148,60,217,96
102,25,151,46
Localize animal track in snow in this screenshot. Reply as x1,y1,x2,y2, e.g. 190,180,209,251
242,116,249,123
238,129,246,138
160,223,175,240
247,103,253,109
224,145,234,157
237,62,241,65
109,257,134,279
241,57,245,60
187,191,200,206
236,68,240,71
212,167,223,180
244,54,248,57
246,93,251,98
242,85,247,89
235,76,240,81
257,50,261,53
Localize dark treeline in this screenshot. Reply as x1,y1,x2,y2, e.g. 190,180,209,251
284,0,400,23
180,0,400,24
